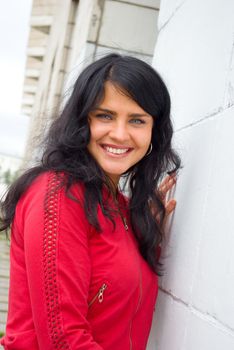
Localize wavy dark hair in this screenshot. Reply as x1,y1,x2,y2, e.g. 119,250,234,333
0,53,181,274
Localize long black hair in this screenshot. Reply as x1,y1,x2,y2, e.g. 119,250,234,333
0,53,181,274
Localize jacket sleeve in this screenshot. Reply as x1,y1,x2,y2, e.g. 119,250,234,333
7,172,103,350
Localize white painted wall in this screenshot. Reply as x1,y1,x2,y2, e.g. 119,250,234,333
147,0,234,349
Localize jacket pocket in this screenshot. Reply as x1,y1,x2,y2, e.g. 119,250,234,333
88,283,108,308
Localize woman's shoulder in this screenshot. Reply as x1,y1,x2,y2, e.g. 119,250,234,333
25,170,83,193
18,170,85,214
13,171,87,235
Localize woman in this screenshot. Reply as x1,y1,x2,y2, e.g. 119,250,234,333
0,54,180,349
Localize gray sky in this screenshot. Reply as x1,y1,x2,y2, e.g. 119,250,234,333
0,0,32,158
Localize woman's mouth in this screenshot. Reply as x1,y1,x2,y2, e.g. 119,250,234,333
101,144,132,155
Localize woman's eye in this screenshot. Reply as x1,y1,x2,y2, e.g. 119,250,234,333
96,114,112,120
130,118,145,125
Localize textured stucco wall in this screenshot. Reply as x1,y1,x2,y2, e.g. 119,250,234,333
147,0,234,349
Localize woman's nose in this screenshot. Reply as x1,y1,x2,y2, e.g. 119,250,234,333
109,122,130,142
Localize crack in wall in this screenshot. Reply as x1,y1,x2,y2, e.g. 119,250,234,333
227,82,234,107
159,287,234,337
158,0,187,33
110,0,159,11
222,34,234,109
174,104,234,133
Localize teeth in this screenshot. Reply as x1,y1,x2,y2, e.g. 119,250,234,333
105,146,129,154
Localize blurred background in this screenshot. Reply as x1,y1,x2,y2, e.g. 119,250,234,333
1,1,234,349
0,1,32,342
0,1,32,195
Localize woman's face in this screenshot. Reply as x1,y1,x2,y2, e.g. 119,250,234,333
87,82,153,186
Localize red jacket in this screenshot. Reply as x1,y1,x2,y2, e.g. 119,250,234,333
1,172,158,349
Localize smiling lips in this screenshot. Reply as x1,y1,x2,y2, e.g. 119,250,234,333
101,144,133,156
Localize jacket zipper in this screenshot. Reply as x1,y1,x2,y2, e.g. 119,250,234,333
114,193,128,230
122,216,128,230
129,268,142,349
88,283,107,308
118,209,128,230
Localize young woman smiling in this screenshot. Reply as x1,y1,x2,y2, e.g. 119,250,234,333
0,54,181,350
87,81,154,186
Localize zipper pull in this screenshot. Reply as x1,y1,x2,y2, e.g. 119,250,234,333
123,217,128,231
98,284,107,303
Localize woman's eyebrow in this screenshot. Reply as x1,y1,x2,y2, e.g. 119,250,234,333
93,107,150,117
130,113,151,118
94,107,116,115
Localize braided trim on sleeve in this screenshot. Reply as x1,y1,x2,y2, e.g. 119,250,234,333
43,173,70,349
